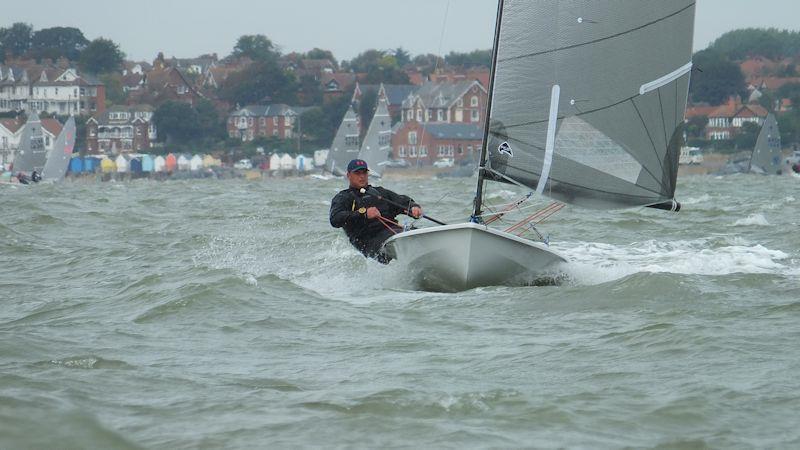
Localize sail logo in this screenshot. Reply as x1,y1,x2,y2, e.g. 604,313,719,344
498,141,513,157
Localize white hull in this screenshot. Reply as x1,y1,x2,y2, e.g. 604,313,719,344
383,222,567,292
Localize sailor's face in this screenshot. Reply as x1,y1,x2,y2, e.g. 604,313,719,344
347,169,369,189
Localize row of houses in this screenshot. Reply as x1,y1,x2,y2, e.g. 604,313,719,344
0,63,106,116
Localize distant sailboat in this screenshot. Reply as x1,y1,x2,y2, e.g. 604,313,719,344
748,113,782,175
324,105,360,176
41,116,76,182
384,0,696,291
12,111,47,175
357,97,392,177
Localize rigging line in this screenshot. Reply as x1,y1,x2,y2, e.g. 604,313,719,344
657,89,669,166
498,3,695,63
631,97,669,189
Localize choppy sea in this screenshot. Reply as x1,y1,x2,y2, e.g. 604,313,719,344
2,173,799,449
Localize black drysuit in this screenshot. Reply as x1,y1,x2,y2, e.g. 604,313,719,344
329,185,418,263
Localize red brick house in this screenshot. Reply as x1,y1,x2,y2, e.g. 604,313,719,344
353,82,418,124
227,104,297,141
401,80,487,125
85,105,156,155
686,97,768,140
392,121,482,166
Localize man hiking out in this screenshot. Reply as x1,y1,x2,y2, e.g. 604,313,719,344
329,159,422,263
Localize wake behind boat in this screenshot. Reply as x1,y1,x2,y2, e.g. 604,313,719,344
383,0,696,291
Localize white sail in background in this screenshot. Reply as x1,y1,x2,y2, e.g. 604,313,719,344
748,113,782,175
483,0,696,210
357,97,392,177
42,116,76,182
325,105,360,176
13,112,47,174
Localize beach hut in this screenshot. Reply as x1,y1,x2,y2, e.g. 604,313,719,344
296,154,311,172
101,157,116,173
190,154,203,171
84,157,100,173
142,155,154,172
314,149,329,167
129,156,143,174
279,153,294,171
177,155,190,171
202,154,216,168
269,154,280,171
154,156,166,172
165,154,177,172
69,157,83,174
115,155,129,173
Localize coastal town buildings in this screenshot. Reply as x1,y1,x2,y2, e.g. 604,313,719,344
227,104,297,141
392,121,482,166
0,65,106,115
85,105,157,155
686,96,769,140
401,80,488,125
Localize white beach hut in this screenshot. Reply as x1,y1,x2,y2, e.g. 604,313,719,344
115,154,129,173
279,153,295,171
154,155,166,172
314,149,329,167
190,154,203,171
177,155,190,171
269,153,281,171
296,154,312,172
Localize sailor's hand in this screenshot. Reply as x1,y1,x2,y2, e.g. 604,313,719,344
366,207,382,219
410,206,423,219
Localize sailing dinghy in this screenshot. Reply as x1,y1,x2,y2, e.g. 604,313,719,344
357,97,392,177
41,116,76,182
384,0,696,291
748,113,782,175
13,111,47,176
324,105,360,176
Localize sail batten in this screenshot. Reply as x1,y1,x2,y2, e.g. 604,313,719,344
485,0,695,210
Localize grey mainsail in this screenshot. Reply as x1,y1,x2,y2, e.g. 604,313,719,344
748,113,782,175
357,97,392,177
42,116,76,182
325,105,360,176
480,0,696,211
13,111,47,174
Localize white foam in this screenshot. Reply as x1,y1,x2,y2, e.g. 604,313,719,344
556,239,792,284
682,194,711,205
733,213,770,226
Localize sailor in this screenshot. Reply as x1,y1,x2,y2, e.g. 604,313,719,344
16,172,29,185
329,159,423,264
31,170,41,183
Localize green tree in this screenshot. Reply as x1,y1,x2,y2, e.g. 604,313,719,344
689,49,746,105
219,60,298,106
412,53,444,76
231,34,279,63
0,22,33,58
710,28,800,61
30,26,89,61
79,38,125,74
393,47,411,68
153,101,200,144
305,48,338,68
445,49,492,68
99,73,126,106
195,99,226,141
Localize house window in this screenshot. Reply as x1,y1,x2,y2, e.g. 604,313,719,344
471,96,478,107
260,118,266,126
406,110,413,121
408,131,417,145
273,129,278,136
248,118,254,126
398,146,405,157
471,110,479,122
409,146,417,156
437,110,443,121
273,116,279,126
416,109,422,122
420,146,427,157
457,98,463,107
438,145,446,156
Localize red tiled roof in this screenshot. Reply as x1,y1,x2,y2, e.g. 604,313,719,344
41,118,63,136
750,76,800,91
0,118,22,133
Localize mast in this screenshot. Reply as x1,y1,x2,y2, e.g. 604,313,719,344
472,0,505,220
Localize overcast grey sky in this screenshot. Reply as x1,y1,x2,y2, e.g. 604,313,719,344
4,0,799,62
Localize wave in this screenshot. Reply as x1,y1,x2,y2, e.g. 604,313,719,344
733,213,770,226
